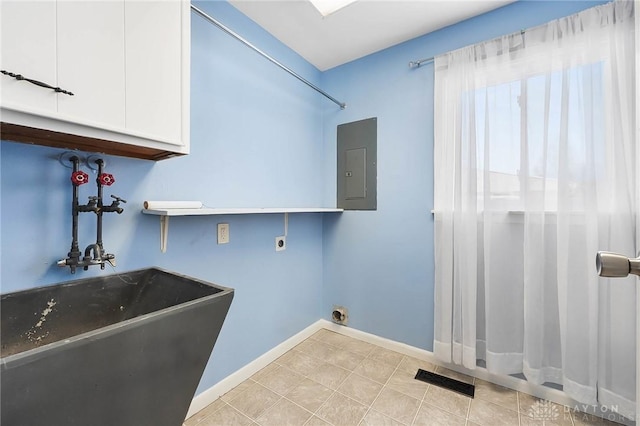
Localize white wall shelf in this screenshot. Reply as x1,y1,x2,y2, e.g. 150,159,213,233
142,207,344,252
142,207,343,216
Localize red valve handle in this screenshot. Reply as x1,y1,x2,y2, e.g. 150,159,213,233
98,173,115,186
71,170,89,186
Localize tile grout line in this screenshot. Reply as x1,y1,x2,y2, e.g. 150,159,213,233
426,365,475,423
234,382,284,426
277,365,337,424
300,332,374,425
358,351,405,425
312,387,338,425
409,360,440,425
468,375,475,425
459,378,472,426
261,393,319,426
190,382,255,426
307,335,439,425
310,334,408,425
252,372,317,426
225,401,256,425
308,359,368,424
242,350,336,426
409,382,431,426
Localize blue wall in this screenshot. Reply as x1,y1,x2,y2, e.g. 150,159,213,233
0,0,328,395
320,0,609,351
0,0,608,398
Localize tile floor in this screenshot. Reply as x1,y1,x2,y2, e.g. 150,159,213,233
184,329,623,426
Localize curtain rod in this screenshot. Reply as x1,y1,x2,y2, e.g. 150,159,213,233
191,5,346,110
408,57,434,68
409,29,529,69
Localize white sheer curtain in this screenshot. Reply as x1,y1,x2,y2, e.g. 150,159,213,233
433,1,636,418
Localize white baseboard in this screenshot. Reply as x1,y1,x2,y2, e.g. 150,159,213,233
187,320,633,425
186,320,327,419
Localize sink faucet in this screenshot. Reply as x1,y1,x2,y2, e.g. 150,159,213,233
80,244,115,270
77,196,99,213
102,195,126,214
58,154,122,273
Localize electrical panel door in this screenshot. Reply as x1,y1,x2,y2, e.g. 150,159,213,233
337,117,377,210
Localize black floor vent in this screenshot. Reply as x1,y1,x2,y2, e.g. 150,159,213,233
414,369,475,398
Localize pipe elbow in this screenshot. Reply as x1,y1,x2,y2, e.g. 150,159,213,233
84,244,102,260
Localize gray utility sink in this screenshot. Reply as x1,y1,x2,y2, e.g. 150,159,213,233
1,267,234,426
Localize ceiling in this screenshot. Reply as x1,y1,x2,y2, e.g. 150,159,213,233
228,0,515,71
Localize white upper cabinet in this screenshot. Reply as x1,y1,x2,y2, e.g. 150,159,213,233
0,0,190,160
0,1,57,115
57,1,126,130
125,1,185,146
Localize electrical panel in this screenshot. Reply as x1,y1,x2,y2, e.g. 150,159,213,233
337,117,377,210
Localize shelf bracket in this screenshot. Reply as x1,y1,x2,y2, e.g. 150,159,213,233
160,216,169,253
284,212,288,236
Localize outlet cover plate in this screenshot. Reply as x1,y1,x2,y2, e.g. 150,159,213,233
217,223,229,244
275,236,286,251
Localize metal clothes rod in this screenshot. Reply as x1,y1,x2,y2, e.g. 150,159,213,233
408,57,434,68
191,5,346,110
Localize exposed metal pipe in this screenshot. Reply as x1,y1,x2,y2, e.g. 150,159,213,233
69,156,82,274
191,4,346,110
96,158,104,255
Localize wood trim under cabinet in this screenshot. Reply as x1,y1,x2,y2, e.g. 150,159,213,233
0,122,184,161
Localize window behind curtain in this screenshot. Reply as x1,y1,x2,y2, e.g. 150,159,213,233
467,62,606,212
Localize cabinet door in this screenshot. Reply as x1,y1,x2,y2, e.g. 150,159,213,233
125,0,184,146
0,1,57,115
56,0,125,129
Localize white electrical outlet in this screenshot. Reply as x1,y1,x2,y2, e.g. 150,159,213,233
275,236,286,251
217,223,230,244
